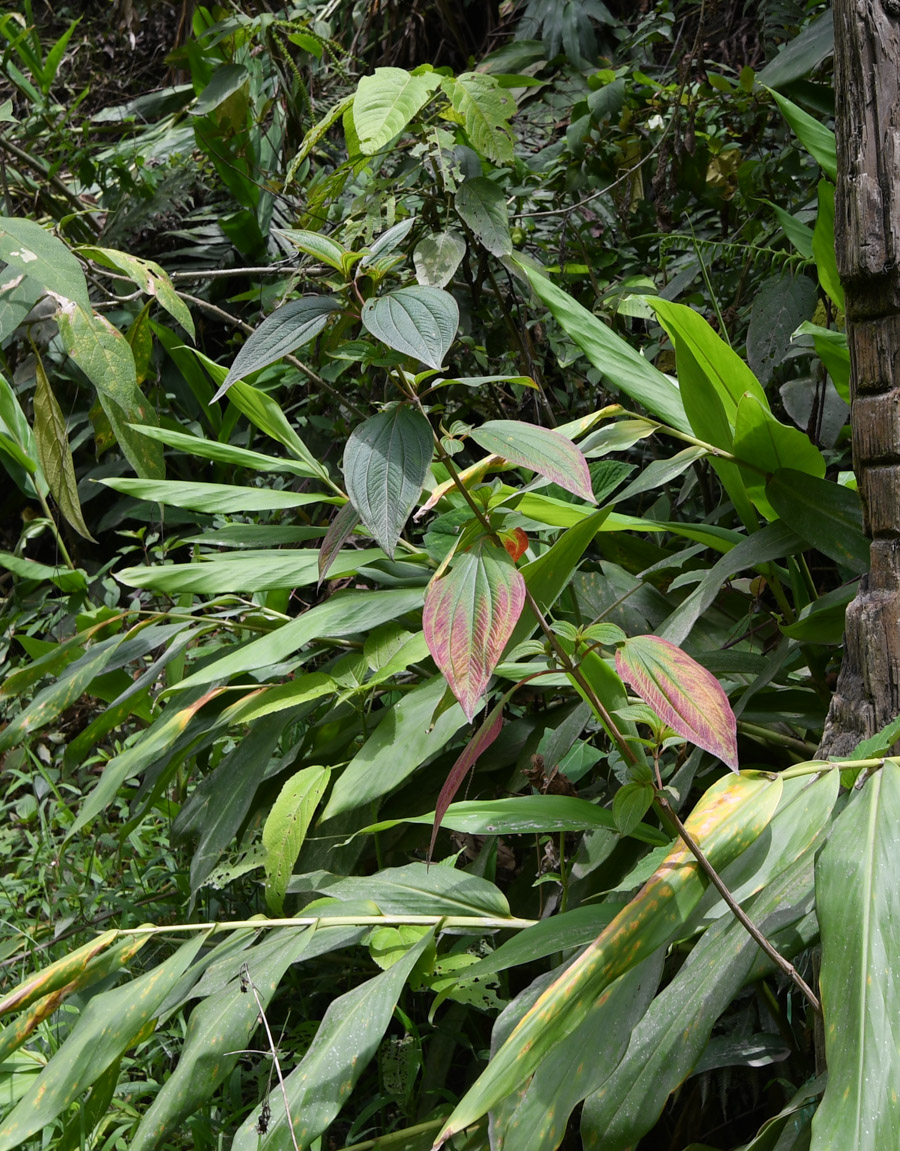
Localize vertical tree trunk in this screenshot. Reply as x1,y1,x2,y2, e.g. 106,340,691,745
818,0,900,757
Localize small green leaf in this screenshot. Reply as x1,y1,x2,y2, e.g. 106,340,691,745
361,286,458,368
263,767,331,915
455,177,513,257
424,539,526,721
214,296,341,400
353,67,441,153
279,227,347,271
613,782,655,836
343,405,433,557
471,419,595,502
32,354,95,541
615,636,739,770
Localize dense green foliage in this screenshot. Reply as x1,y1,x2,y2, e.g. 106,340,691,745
0,3,891,1150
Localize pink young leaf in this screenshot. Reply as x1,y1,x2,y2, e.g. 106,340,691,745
615,635,739,771
423,539,526,722
428,696,506,864
469,420,595,503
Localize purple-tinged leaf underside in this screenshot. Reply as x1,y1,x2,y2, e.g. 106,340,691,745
469,420,595,503
423,540,525,721
318,502,360,586
615,635,738,770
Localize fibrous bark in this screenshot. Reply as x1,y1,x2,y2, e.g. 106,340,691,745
818,0,900,756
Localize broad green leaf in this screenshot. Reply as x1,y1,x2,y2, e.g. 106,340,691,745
214,296,341,400
414,230,466,287
56,301,164,479
442,73,516,164
279,227,346,271
175,588,424,692
77,246,194,337
294,862,510,918
616,635,739,770
514,260,689,432
117,547,386,594
734,392,826,519
263,766,331,915
344,405,433,556
231,933,434,1150
768,88,837,180
127,424,316,478
0,934,206,1151
130,929,310,1151
746,271,817,385
767,199,815,259
424,538,526,721
767,468,868,574
32,354,95,541
0,267,43,345
101,477,334,513
812,763,900,1150
0,217,90,310
353,68,441,153
435,772,783,1145
455,177,513,257
812,179,844,310
361,286,458,368
323,674,467,820
0,551,86,593
363,794,668,846
470,419,595,502
613,781,655,835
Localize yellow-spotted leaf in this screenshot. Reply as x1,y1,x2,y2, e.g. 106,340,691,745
615,635,739,770
424,539,526,721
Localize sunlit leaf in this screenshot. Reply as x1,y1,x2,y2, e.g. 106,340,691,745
353,68,441,153
361,286,458,368
470,419,594,502
615,635,739,770
0,216,90,310
263,766,331,915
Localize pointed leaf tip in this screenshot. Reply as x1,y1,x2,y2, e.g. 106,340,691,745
615,635,739,770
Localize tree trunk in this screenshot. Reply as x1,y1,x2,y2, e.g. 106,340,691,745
818,0,900,757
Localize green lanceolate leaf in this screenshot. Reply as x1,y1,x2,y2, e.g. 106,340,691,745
766,468,869,574
101,477,335,514
414,231,467,287
615,635,739,770
32,353,95,541
343,405,434,556
353,67,441,153
424,538,526,721
434,771,783,1146
0,934,207,1151
455,177,513,257
361,286,458,368
470,419,595,502
77,246,194,337
280,227,347,270
811,762,900,1150
812,179,844,311
0,216,90,310
231,932,434,1151
213,296,341,400
734,391,825,518
767,88,837,180
293,862,510,918
263,766,331,915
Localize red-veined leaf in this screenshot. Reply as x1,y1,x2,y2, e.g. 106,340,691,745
423,539,525,721
469,420,595,502
615,635,738,770
428,694,507,863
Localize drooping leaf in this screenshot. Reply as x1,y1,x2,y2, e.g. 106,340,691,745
455,177,513,257
0,216,90,310
442,73,516,164
434,773,783,1144
77,246,194,337
127,424,315,479
0,935,207,1151
755,9,833,89
812,763,900,1150
263,766,331,915
101,477,335,514
279,227,346,271
615,635,739,770
343,405,434,556
352,68,441,153
231,933,434,1151
470,419,594,502
767,468,869,574
213,296,341,400
361,286,458,368
424,539,526,721
32,354,95,541
318,501,360,584
812,179,844,311
767,87,837,180
413,231,467,287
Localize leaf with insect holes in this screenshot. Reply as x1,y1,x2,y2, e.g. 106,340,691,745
361,286,458,368
470,420,595,503
343,406,433,557
615,635,738,770
423,539,525,721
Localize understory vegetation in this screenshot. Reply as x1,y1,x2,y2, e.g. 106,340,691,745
0,2,890,1149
